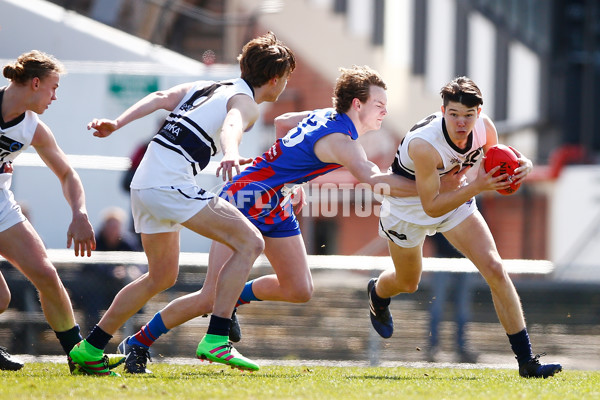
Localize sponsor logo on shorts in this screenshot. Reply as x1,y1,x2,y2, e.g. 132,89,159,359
388,230,407,241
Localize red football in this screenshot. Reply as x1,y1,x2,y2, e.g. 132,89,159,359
483,144,521,195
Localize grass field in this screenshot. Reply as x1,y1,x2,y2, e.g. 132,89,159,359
0,362,597,400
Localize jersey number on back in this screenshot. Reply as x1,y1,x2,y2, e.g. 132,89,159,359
282,113,327,148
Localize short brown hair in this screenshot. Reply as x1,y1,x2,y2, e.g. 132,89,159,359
333,65,387,114
440,76,483,108
238,32,295,88
3,50,65,85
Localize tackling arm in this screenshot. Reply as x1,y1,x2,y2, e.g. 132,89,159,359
314,133,419,197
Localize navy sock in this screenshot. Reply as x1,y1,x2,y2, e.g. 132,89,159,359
507,328,534,364
370,282,391,308
55,324,83,355
207,315,231,337
236,280,262,307
86,325,113,351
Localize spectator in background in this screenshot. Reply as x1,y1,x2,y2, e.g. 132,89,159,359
73,207,143,331
426,233,478,363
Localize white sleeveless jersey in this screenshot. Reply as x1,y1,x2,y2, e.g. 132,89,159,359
131,78,254,189
0,88,38,190
382,111,487,225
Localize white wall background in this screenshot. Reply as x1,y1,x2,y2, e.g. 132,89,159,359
0,0,270,252
551,166,600,282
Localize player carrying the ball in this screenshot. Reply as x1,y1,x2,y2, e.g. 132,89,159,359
369,76,562,378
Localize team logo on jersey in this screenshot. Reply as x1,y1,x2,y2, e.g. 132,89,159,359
0,135,24,160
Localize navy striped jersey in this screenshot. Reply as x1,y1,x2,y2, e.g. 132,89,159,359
131,78,254,189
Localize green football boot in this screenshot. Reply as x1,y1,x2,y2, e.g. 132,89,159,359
69,340,120,377
196,334,259,372
70,353,126,375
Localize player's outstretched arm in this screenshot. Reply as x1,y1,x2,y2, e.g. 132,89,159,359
87,82,196,138
314,133,418,197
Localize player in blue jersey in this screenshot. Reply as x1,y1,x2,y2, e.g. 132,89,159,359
0,51,99,373
118,66,468,372
369,76,561,378
70,32,296,375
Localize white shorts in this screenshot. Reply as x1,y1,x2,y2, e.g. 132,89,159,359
0,189,26,233
131,186,215,234
378,198,477,248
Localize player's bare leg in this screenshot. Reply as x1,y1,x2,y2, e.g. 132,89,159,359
201,234,313,343
249,235,313,303
369,242,424,338
0,221,76,332
442,212,525,334
444,211,562,377
186,197,264,371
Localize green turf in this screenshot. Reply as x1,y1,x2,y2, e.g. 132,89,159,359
0,362,597,400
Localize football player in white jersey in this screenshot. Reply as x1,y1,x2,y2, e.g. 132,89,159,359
369,76,561,378
71,33,296,375
0,51,97,372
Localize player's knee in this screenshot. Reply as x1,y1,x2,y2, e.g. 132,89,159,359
480,259,507,286
146,271,178,293
158,274,178,291
392,278,419,294
251,236,265,257
289,284,313,303
239,231,264,259
30,263,62,291
403,282,419,293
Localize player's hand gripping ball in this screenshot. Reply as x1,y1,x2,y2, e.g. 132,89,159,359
484,144,521,195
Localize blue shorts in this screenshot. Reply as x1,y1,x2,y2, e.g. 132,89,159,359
219,186,301,238
247,212,301,238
